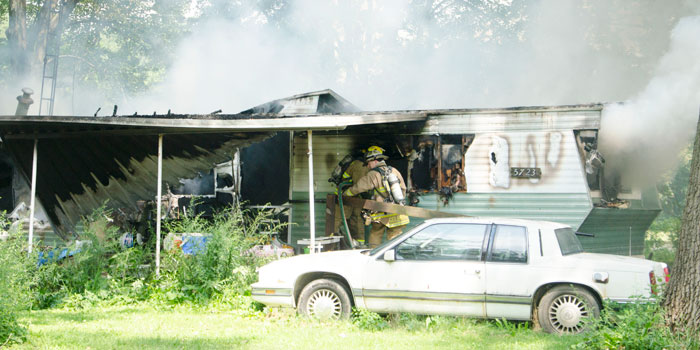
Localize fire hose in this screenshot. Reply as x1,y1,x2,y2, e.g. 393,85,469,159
337,181,357,249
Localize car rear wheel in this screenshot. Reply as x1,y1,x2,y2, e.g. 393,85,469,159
298,279,351,320
537,285,600,334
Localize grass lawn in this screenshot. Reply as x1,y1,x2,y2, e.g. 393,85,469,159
10,305,583,350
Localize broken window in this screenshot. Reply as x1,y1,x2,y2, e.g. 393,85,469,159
407,135,473,203
575,130,629,206
576,130,604,192
162,155,240,218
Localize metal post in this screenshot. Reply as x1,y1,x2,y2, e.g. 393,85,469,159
28,139,38,253
155,134,163,276
629,226,632,256
307,130,315,253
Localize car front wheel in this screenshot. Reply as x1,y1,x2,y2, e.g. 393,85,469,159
298,279,352,320
537,285,600,334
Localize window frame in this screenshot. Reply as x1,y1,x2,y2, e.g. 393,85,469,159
484,224,529,264
554,227,584,256
392,222,491,262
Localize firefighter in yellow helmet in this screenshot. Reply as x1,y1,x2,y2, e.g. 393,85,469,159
343,146,409,248
329,149,369,242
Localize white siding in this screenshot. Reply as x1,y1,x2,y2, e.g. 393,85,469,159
423,109,601,134
465,131,589,194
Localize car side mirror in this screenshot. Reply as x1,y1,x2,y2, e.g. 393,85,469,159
383,250,396,262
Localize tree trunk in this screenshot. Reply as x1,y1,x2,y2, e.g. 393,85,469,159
664,110,700,332
5,0,29,77
32,0,61,69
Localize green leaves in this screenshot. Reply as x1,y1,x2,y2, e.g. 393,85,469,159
351,308,388,331
573,300,698,350
156,203,281,303
0,215,32,345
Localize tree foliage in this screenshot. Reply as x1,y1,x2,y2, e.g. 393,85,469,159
1,0,192,102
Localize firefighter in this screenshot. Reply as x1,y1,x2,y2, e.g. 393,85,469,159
329,149,369,242
343,146,409,248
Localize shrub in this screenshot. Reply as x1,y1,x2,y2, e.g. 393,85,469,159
157,203,280,303
33,205,151,308
574,299,699,350
0,220,33,344
30,202,281,309
352,308,388,331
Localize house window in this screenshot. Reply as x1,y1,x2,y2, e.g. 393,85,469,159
408,135,473,198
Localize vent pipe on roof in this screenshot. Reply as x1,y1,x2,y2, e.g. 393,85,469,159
15,88,34,116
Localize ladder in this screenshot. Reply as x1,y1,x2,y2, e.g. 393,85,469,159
39,6,61,116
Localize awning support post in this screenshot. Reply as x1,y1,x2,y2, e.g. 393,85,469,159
307,130,315,253
155,134,163,276
28,139,38,253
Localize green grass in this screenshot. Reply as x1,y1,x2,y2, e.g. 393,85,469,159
10,305,582,350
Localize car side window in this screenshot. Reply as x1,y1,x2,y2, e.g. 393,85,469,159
395,223,488,261
488,225,528,263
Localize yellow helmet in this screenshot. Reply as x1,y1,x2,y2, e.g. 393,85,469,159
365,145,388,161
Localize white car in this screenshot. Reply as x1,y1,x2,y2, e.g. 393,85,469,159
252,217,668,333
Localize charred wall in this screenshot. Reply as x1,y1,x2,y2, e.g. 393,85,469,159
0,151,14,212
4,132,271,238
240,132,290,205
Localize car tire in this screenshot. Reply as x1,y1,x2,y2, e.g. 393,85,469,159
297,278,352,320
537,285,600,334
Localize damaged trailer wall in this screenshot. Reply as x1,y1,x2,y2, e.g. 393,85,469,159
289,105,660,256
5,132,272,240
0,89,358,245
289,130,592,247
460,131,591,229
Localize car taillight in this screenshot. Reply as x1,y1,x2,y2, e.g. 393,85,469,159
663,267,670,283
649,271,658,294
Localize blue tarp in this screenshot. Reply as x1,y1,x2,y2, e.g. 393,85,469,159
37,247,81,266
180,235,209,255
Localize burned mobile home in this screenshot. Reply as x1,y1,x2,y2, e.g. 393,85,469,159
0,89,659,256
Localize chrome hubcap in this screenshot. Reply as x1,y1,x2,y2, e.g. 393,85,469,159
307,289,342,320
548,294,588,333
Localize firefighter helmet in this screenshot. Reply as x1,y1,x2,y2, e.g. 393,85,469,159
365,145,388,161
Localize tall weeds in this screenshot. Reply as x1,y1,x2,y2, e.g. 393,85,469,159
33,205,151,308
158,203,278,303
0,217,32,344
31,203,279,308
575,298,700,350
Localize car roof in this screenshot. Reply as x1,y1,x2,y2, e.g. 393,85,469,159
422,217,570,229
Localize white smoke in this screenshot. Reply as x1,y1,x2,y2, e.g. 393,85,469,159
599,16,700,186
4,0,700,157
117,0,700,115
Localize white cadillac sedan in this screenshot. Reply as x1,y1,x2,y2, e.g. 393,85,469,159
252,217,668,333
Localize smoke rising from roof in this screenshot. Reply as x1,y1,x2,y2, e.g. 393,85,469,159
2,1,699,186
121,1,699,115
599,16,700,187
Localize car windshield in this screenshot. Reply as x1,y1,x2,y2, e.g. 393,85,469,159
555,227,583,255
369,227,417,255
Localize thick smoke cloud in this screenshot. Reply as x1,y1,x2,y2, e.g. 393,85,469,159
3,0,700,186
122,0,699,115
599,16,700,187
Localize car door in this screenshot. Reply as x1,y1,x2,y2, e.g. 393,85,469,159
484,224,537,320
360,223,489,316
